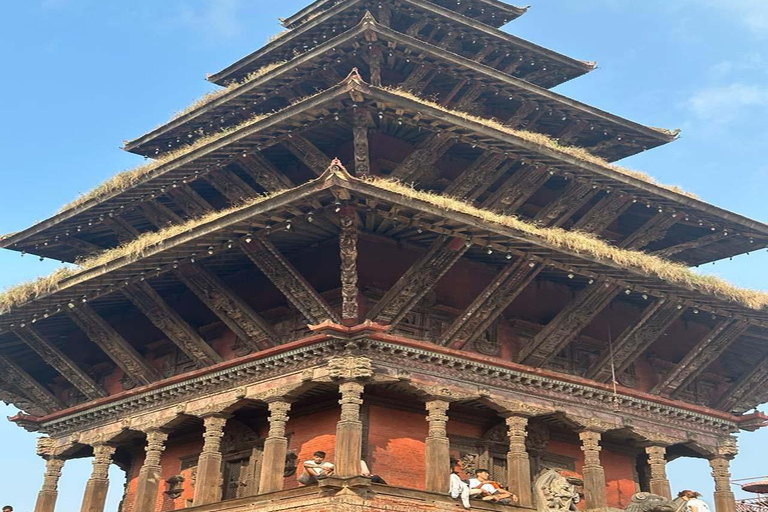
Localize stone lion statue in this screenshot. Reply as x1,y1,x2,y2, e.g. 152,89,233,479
534,469,581,512
625,492,681,512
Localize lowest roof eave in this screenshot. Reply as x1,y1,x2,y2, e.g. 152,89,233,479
125,18,672,157
208,0,593,86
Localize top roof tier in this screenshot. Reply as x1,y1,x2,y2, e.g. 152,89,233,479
208,0,594,88
280,0,529,29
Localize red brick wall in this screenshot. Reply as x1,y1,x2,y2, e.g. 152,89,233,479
367,405,428,489
284,406,340,489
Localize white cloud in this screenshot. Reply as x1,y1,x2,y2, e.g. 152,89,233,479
175,0,245,39
687,83,768,121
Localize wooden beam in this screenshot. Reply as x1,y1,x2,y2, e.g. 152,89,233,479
282,135,331,176
620,213,677,250
240,237,339,324
444,153,507,200
339,208,359,323
123,282,223,367
533,181,596,227
237,153,295,192
69,304,161,385
652,319,749,397
65,236,105,256
443,257,542,350
205,169,256,203
571,193,633,235
137,200,182,229
482,164,549,214
405,18,429,36
12,327,107,400
0,353,63,413
367,236,468,325
352,111,372,177
174,263,277,351
166,184,214,218
585,300,684,382
716,352,768,411
507,100,539,128
103,216,140,243
401,64,434,91
454,83,486,112
652,231,729,258
0,381,49,417
390,133,455,181
518,281,621,367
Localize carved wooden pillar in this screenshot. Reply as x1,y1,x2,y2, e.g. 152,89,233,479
79,443,115,512
335,380,365,477
193,415,228,506
710,437,738,512
425,399,451,493
645,446,671,499
132,429,168,512
34,457,65,512
258,399,291,494
339,208,359,325
579,430,607,510
506,416,533,507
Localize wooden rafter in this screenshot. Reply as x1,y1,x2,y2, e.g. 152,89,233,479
443,153,507,200
137,200,182,229
653,319,749,397
174,263,277,351
533,181,596,227
453,83,486,112
166,184,214,218
68,304,161,385
123,281,223,367
652,231,729,258
0,353,63,413
401,64,434,91
585,300,684,382
103,216,140,243
507,100,539,128
240,236,339,324
367,236,467,325
482,164,549,214
205,169,256,203
12,327,107,400
620,213,677,250
237,153,295,192
282,135,331,176
390,133,455,181
571,193,633,235
518,281,621,367
442,257,542,350
66,236,104,255
717,352,768,411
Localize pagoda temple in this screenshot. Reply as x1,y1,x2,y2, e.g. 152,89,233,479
1,2,767,512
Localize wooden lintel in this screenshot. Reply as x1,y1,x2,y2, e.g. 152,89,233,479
367,236,468,325
12,327,107,400
586,299,684,383
240,237,339,324
390,133,455,181
654,319,749,397
282,135,331,176
571,193,633,235
0,353,63,413
519,281,621,367
68,304,161,385
123,281,223,367
175,263,277,351
443,257,542,350
237,153,295,192
166,184,214,218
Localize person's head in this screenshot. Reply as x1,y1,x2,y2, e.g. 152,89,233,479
678,491,701,501
3,506,13,512
450,458,462,471
476,469,490,481
312,451,326,464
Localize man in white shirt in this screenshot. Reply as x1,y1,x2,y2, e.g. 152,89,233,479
297,451,335,485
468,469,517,504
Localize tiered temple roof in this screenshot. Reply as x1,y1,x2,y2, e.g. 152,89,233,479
1,0,767,436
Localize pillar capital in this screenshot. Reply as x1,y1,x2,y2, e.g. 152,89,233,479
425,399,450,439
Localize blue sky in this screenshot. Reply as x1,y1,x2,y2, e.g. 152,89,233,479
0,0,766,509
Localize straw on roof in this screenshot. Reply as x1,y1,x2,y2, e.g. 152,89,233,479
384,87,698,199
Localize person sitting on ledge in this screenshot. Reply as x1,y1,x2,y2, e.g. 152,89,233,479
449,458,471,509
361,459,387,484
297,451,335,485
469,469,518,505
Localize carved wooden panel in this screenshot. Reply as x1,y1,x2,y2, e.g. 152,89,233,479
166,184,213,218
123,282,223,366
137,201,182,229
367,236,467,325
483,165,549,214
586,300,684,382
443,258,542,349
68,304,161,385
205,169,255,203
443,153,506,200
620,213,677,250
519,281,621,367
534,182,596,227
175,263,277,351
240,237,339,324
12,327,106,400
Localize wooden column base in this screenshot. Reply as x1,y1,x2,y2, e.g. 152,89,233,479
79,478,109,512
582,465,607,510
425,437,450,493
33,491,59,512
258,437,288,494
335,420,363,478
132,465,163,512
193,453,223,505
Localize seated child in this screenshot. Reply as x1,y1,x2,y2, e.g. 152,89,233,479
468,469,518,505
297,451,335,485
